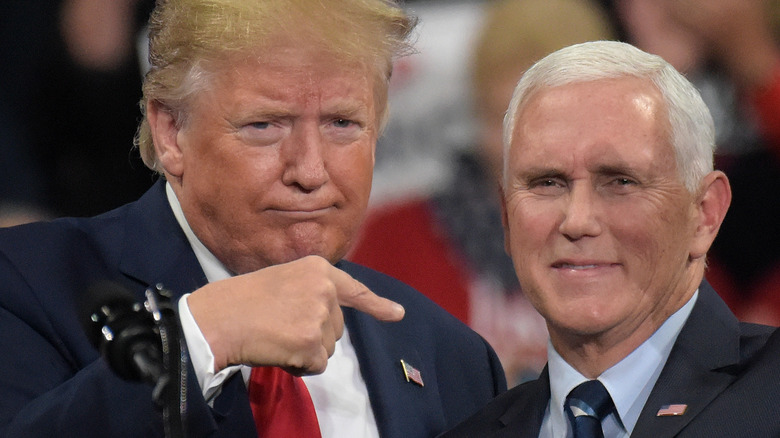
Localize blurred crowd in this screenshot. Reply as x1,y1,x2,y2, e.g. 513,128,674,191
1,0,155,223
2,0,779,386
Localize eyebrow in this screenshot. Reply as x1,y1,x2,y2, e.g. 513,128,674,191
321,100,369,117
516,167,566,182
515,163,641,182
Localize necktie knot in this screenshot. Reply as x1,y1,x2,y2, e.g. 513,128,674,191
565,380,615,438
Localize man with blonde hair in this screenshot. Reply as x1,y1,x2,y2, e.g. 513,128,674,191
442,40,779,437
0,1,505,436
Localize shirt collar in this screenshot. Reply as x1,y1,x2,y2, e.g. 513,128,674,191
547,290,698,436
165,182,232,283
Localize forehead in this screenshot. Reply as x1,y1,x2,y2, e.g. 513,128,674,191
184,44,382,121
511,77,674,171
222,46,372,91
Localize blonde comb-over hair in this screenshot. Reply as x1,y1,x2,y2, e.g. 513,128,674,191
135,0,416,173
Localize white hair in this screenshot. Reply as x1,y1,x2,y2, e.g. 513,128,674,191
503,40,715,193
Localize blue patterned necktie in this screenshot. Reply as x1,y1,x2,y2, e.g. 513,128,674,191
565,380,615,438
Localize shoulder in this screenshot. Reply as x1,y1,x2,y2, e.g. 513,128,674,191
738,321,778,351
440,375,549,437
0,204,138,324
686,326,780,436
0,207,129,272
0,183,167,274
736,323,780,369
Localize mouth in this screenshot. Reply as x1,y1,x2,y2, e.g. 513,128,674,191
552,261,620,270
554,263,599,270
268,206,336,219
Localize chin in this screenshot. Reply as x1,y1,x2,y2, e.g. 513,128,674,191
287,241,347,264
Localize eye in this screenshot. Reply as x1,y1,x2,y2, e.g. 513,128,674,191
614,177,635,186
332,118,355,129
527,177,566,196
603,176,640,194
529,177,564,188
239,120,286,146
249,121,271,130
323,117,364,144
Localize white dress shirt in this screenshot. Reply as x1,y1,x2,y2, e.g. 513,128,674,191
165,183,380,438
539,290,698,438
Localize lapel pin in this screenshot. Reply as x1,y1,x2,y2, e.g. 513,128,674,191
400,359,424,387
657,404,688,416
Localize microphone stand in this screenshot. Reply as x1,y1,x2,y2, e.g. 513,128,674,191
145,284,188,438
88,282,188,438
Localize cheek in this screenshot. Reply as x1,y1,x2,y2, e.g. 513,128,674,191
610,201,691,270
505,198,559,264
332,145,374,199
194,147,281,211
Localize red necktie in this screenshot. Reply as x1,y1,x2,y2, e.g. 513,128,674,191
248,366,322,438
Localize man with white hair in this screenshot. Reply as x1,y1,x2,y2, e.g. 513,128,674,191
441,40,779,437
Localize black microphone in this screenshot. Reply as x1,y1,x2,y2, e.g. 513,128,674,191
82,281,188,438
81,281,164,385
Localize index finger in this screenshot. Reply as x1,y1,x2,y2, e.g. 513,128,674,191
331,269,405,322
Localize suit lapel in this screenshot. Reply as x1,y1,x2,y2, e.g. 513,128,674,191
631,282,741,438
343,306,446,438
117,181,208,298
490,368,550,437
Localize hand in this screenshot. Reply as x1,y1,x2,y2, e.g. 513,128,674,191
187,255,405,375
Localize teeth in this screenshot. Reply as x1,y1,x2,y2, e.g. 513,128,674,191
560,264,597,270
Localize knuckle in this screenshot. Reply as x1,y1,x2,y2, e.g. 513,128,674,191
296,324,323,347
303,254,330,271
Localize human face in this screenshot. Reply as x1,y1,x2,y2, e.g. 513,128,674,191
160,46,379,274
502,77,702,352
617,0,705,73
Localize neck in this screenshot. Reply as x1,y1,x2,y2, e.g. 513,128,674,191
552,325,658,379
551,274,702,378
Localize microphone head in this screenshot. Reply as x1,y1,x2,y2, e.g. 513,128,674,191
80,281,161,382
80,281,139,349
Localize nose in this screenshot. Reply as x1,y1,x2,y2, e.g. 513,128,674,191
558,183,602,240
281,124,329,192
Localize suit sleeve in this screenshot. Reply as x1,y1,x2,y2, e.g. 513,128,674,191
0,250,256,437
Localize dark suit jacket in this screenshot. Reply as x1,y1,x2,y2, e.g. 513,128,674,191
440,281,780,437
0,181,506,438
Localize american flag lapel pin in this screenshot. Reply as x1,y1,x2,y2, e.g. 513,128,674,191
400,359,424,387
656,404,688,416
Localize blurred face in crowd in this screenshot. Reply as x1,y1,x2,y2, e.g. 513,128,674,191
151,45,380,274
477,66,527,183
616,0,705,73
502,77,704,351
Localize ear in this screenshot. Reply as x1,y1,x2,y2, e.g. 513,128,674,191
146,100,185,179
499,185,512,255
689,170,732,260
